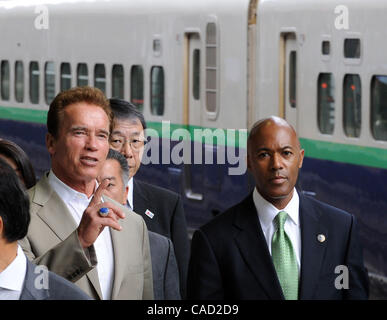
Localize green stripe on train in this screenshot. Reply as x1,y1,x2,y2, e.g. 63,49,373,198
1,105,386,169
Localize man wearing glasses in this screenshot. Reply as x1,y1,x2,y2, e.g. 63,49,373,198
109,99,190,299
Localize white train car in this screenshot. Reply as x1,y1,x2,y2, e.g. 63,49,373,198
0,0,386,298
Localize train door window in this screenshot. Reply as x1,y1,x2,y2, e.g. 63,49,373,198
29,61,39,104
45,61,55,105
112,64,124,99
343,74,361,137
371,75,387,141
77,63,88,87
150,66,164,115
94,64,106,94
15,61,24,103
289,51,296,108
205,22,217,113
344,39,360,58
0,60,10,101
60,63,72,92
317,73,335,134
193,49,200,100
130,65,144,111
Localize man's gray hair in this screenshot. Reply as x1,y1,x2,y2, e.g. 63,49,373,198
106,148,130,187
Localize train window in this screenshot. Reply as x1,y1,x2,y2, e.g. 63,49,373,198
94,64,106,94
371,75,387,141
206,22,217,113
45,61,55,105
60,63,72,92
344,39,360,58
15,61,24,103
322,41,330,55
343,74,361,138
150,66,164,116
130,65,144,111
0,60,10,101
29,61,39,104
317,73,335,134
112,64,124,99
289,51,296,108
193,49,200,100
77,63,88,87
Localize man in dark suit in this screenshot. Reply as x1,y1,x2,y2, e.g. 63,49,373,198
98,148,181,299
187,116,369,300
109,98,190,298
0,158,90,300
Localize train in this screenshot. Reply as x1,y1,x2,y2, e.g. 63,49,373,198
0,0,386,299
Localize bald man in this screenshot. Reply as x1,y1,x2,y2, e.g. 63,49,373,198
187,116,368,300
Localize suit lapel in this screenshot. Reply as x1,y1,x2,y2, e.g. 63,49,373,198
32,174,103,300
133,179,156,221
233,195,284,300
102,195,129,299
299,193,328,299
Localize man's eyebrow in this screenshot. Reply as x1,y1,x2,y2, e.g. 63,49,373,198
70,126,87,131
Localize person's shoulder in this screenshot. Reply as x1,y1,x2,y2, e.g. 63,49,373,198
136,179,180,200
301,192,353,223
199,195,251,235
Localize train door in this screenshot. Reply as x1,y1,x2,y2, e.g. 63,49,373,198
280,32,298,130
183,32,204,206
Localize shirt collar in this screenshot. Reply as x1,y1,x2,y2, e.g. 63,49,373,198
48,169,96,203
127,177,134,210
253,187,300,230
0,245,27,292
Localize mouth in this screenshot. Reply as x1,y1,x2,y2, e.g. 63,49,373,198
80,156,99,166
270,175,287,184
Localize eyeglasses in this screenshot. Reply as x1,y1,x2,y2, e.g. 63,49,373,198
109,135,147,151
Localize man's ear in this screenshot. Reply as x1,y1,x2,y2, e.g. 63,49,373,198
299,149,305,169
46,132,56,156
0,216,4,239
123,186,129,205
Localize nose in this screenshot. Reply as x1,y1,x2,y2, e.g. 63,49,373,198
122,140,134,159
271,153,283,171
85,133,98,151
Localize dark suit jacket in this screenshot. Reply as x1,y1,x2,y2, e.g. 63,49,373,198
149,231,181,300
20,260,92,300
133,179,190,298
187,192,369,300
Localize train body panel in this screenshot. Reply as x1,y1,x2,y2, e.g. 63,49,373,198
0,0,386,298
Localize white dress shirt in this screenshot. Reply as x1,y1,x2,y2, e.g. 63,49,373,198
48,170,114,300
126,177,134,210
0,245,27,300
252,188,301,272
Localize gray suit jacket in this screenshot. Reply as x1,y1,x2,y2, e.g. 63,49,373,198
148,231,181,300
19,173,153,300
20,260,92,300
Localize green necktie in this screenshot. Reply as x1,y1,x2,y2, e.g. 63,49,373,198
271,211,299,300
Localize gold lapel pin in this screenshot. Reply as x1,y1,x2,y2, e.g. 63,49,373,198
317,234,326,243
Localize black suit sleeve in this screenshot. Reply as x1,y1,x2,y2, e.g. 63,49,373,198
187,229,224,300
170,194,190,299
345,215,369,299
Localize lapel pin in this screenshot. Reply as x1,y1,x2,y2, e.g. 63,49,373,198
145,209,154,219
317,234,326,243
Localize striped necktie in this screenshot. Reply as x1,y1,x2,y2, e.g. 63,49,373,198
271,211,299,300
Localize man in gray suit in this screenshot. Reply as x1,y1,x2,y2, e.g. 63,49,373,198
98,149,181,299
0,158,90,300
19,87,153,300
